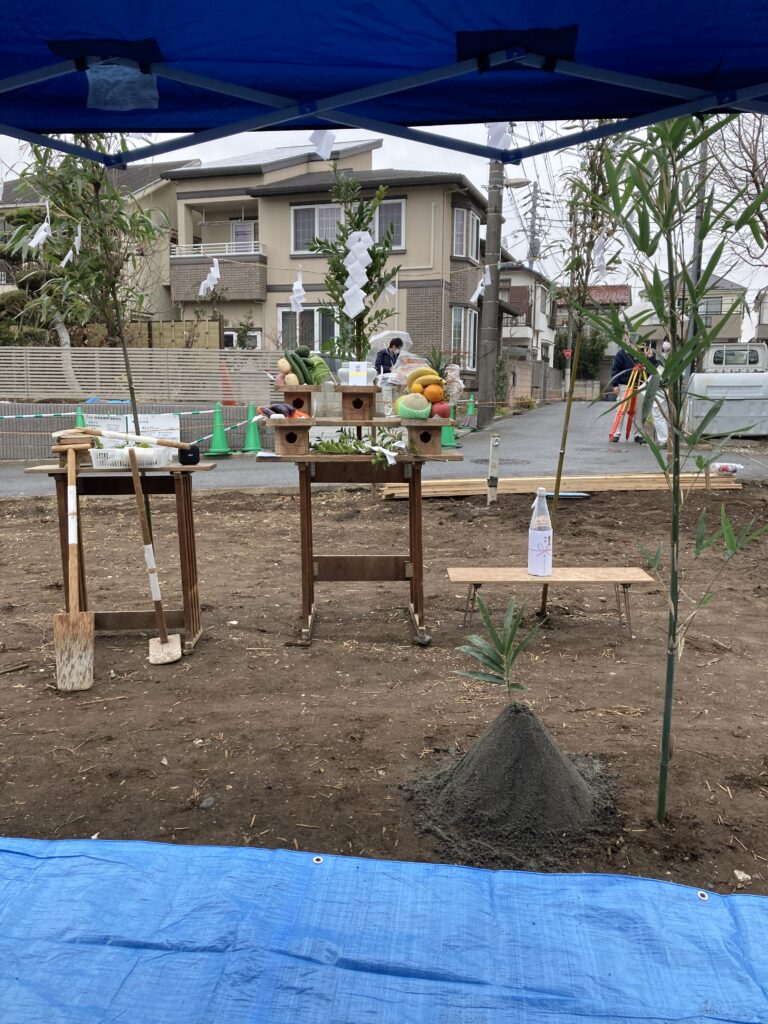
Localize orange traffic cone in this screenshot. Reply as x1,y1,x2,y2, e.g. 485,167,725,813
219,359,238,406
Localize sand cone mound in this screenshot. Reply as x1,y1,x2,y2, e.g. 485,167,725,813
410,704,611,866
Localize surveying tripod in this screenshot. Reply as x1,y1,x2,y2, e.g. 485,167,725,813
609,364,647,442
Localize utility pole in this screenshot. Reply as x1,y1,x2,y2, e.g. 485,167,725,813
477,158,504,431
527,181,540,270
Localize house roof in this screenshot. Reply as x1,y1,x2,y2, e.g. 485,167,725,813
656,273,747,293
163,140,383,180
248,168,487,210
706,274,748,292
556,284,632,307
0,160,197,208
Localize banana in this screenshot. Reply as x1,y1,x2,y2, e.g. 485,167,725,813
409,373,444,390
406,366,439,388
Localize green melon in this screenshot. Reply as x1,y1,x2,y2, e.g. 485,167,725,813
397,392,432,419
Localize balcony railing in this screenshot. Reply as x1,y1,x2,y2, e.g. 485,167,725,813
171,241,267,257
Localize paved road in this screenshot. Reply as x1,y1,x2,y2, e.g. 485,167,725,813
2,401,766,497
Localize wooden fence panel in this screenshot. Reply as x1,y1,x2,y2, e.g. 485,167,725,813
0,347,277,403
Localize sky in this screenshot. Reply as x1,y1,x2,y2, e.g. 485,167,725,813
0,122,763,338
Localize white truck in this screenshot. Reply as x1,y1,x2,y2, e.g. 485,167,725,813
687,342,768,436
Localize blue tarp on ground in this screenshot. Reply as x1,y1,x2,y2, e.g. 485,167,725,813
0,837,766,1023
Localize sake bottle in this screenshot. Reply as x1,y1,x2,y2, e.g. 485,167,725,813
528,487,553,576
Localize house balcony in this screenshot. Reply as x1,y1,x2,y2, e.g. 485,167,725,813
171,241,267,258
169,249,267,304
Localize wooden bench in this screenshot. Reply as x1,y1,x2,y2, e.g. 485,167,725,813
447,567,654,638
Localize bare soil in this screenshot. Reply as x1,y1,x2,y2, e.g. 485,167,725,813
1,482,767,894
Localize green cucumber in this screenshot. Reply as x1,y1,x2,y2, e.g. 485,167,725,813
285,351,308,384
297,354,316,380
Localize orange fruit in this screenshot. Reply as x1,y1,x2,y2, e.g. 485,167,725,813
423,383,445,403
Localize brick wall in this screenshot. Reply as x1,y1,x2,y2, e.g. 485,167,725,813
450,260,482,305
170,257,267,303
403,282,450,354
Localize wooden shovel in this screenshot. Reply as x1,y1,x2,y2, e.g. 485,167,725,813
128,448,182,664
53,448,95,691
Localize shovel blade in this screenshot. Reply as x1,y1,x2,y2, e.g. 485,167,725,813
149,633,182,665
53,611,95,691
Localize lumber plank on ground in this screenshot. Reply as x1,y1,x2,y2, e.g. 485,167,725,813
381,473,740,498
447,566,654,585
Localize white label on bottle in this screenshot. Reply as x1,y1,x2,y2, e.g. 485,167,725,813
528,528,553,576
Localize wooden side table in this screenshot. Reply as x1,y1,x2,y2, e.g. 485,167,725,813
262,452,461,646
25,463,215,652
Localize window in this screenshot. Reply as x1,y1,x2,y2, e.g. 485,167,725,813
231,220,257,252
452,208,480,262
291,204,342,254
468,212,480,263
279,306,335,349
373,199,405,249
713,347,759,366
452,307,478,370
540,288,548,314
698,296,723,316
223,330,238,349
244,330,262,350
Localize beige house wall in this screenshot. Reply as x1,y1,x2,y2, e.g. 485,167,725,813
134,180,178,320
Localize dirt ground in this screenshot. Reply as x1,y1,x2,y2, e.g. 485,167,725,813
1,479,767,895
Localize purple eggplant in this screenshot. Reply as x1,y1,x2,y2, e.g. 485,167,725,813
270,403,298,417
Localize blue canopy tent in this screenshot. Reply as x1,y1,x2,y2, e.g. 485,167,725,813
2,1,768,165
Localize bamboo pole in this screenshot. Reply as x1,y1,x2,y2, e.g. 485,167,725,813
539,286,581,617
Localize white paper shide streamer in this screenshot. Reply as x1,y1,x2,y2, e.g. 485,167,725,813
290,271,306,313
198,258,221,298
594,235,607,278
343,230,373,319
29,201,53,251
487,122,512,149
60,223,83,268
309,129,336,160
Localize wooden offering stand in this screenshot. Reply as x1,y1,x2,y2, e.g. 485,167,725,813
266,414,461,645
334,385,381,421
26,454,215,652
280,385,320,414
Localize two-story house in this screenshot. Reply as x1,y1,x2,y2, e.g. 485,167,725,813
637,274,746,344
3,139,493,376
498,263,557,366
164,139,489,375
554,284,632,386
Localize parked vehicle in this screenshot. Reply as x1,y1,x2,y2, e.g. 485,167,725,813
700,341,768,373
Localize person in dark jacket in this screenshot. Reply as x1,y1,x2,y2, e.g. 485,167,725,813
610,336,651,443
375,338,404,416
375,338,403,375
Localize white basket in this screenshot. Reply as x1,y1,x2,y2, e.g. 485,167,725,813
88,446,173,469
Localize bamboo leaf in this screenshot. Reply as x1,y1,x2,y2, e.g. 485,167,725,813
640,544,664,571
476,595,502,651
720,505,737,556
694,512,708,557
454,670,507,686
